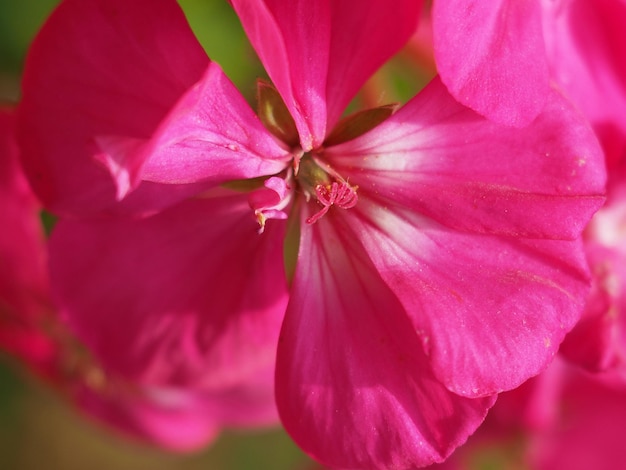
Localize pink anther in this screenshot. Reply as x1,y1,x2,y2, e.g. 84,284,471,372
306,181,358,224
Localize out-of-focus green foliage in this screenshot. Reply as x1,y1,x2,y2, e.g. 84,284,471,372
179,0,266,102
0,358,310,470
0,0,59,72
0,0,58,100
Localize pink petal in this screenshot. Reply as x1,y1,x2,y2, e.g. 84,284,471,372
276,213,494,469
542,0,626,166
248,176,291,233
197,363,280,429
140,63,289,185
49,191,288,388
483,361,563,435
248,177,291,213
432,0,550,126
18,0,208,216
231,0,420,150
342,197,591,397
326,77,605,240
528,361,626,470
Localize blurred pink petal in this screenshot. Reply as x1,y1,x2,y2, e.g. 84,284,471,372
74,384,220,451
542,0,626,165
49,192,288,388
425,358,626,470
18,0,209,216
75,364,278,451
0,109,50,321
0,107,58,372
1,106,279,450
528,362,626,470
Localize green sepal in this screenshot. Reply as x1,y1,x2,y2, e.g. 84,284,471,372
40,210,57,237
256,79,300,147
324,103,399,146
222,175,268,192
282,199,301,287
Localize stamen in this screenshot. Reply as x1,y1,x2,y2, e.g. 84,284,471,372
306,181,359,224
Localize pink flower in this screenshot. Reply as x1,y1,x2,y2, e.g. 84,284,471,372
17,0,605,468
526,362,626,470
0,107,277,451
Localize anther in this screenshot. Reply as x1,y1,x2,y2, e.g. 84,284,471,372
306,181,358,224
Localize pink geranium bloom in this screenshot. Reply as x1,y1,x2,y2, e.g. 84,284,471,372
17,0,605,468
0,107,278,451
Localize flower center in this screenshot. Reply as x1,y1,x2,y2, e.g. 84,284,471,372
305,181,359,224
253,79,398,229
296,153,358,224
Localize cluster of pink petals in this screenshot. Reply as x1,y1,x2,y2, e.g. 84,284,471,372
10,0,612,468
0,107,278,451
